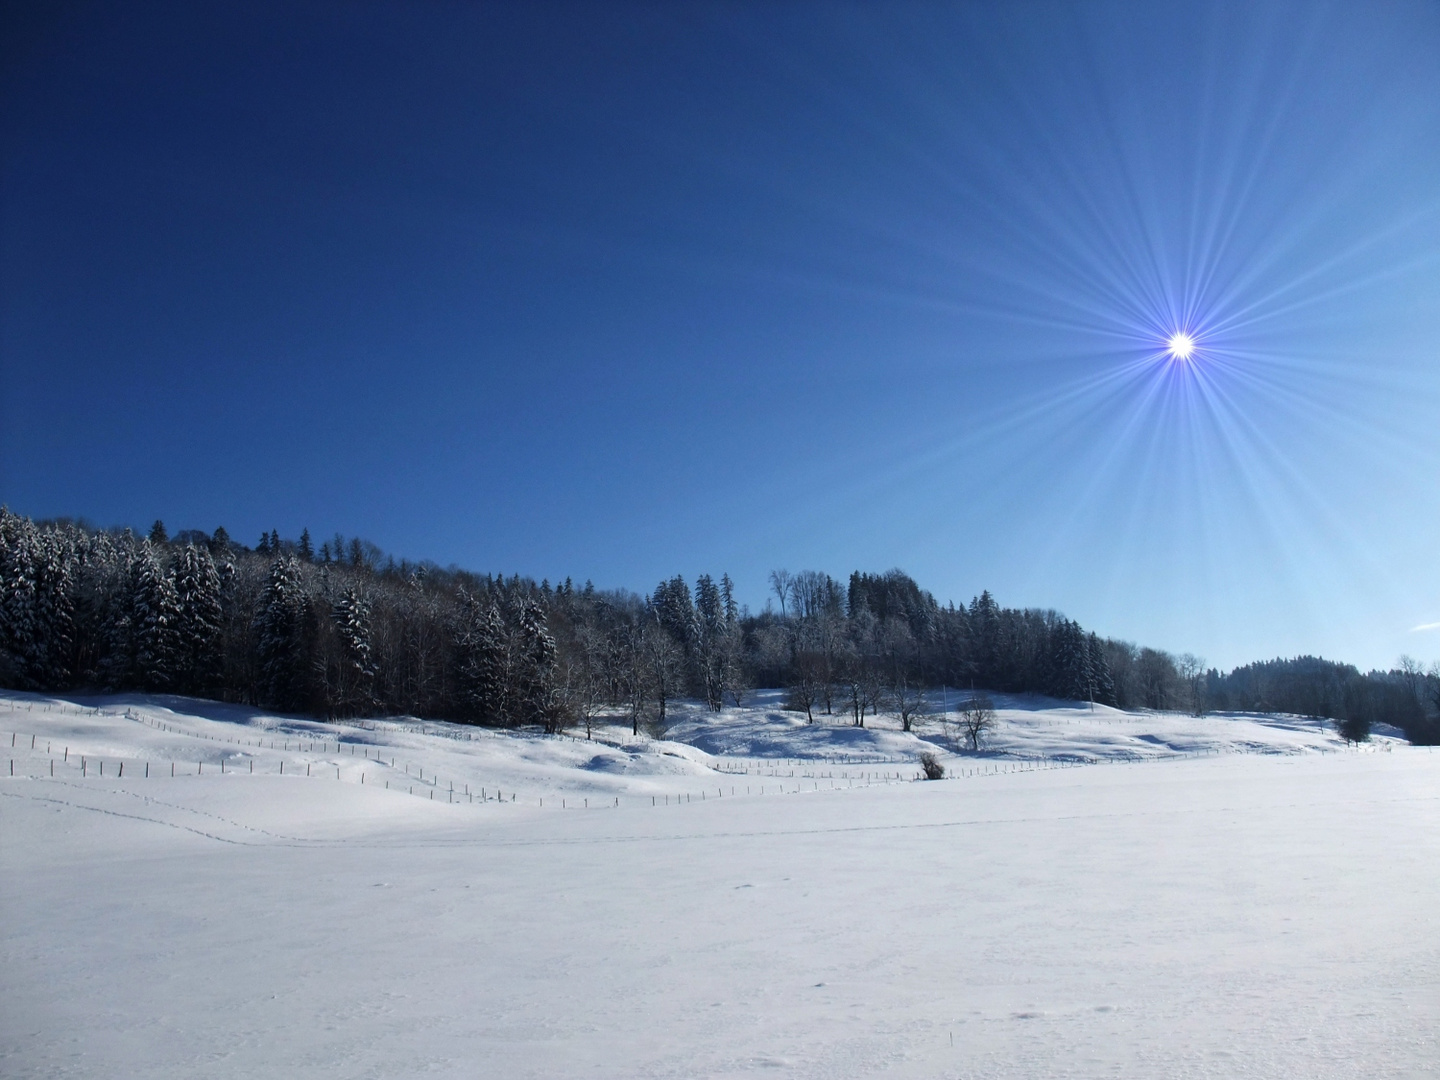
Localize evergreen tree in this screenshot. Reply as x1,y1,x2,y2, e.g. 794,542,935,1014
513,596,561,731
254,555,309,710
0,510,36,687
95,532,139,689
67,529,113,684
1047,619,1090,701
0,510,72,687
173,544,224,694
721,573,739,624
298,528,314,561
717,573,748,707
32,528,77,687
1087,633,1116,706
149,520,168,546
458,596,512,725
328,585,375,716
651,576,696,653
131,540,181,689
969,591,1001,687
695,574,726,710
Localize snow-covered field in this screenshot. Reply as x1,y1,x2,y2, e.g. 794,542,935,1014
2,691,1436,1078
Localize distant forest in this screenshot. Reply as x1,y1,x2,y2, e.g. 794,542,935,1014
2,509,1437,745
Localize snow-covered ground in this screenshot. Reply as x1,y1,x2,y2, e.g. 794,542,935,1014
2,690,1436,1078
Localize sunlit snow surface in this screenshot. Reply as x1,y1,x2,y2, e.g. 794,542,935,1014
2,691,1436,1079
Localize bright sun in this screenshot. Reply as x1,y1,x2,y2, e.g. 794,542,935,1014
1167,331,1195,360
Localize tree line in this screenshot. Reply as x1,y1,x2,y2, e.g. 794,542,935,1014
1,509,1436,744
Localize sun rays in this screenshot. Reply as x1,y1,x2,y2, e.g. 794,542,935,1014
1166,331,1196,360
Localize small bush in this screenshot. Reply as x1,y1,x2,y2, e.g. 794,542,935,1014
919,751,945,780
1335,714,1371,744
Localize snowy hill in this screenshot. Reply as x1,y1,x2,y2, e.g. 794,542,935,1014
0,688,1382,811
2,690,1434,1079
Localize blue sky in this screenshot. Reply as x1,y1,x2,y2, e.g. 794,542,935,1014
3,1,1438,670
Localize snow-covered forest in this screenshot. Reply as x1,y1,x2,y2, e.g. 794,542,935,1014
2,508,1436,742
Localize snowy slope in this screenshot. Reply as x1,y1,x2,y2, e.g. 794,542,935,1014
2,691,1435,1079
0,688,1378,810
667,689,1366,766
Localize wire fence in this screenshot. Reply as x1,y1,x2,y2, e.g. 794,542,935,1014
6,718,1401,815
2,694,1412,817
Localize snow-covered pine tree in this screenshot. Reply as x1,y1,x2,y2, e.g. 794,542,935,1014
968,590,1002,687
0,509,40,687
1046,618,1090,702
513,596,561,731
651,576,696,657
1087,632,1116,707
718,573,748,707
68,528,115,685
254,554,309,710
694,574,726,710
173,544,224,695
213,554,255,699
96,531,140,689
31,526,77,687
328,584,375,716
131,539,181,690
457,595,512,725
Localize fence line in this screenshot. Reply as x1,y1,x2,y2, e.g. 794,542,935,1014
5,724,1390,815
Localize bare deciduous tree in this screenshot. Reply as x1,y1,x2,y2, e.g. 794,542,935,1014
645,610,686,733
955,694,996,752
786,649,827,723
890,674,926,733
1177,653,1207,716
768,569,792,619
561,624,606,739
1398,655,1424,707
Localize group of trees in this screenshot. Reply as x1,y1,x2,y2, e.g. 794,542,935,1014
2,508,1437,745
0,510,745,735
1194,655,1440,744
751,569,1118,730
